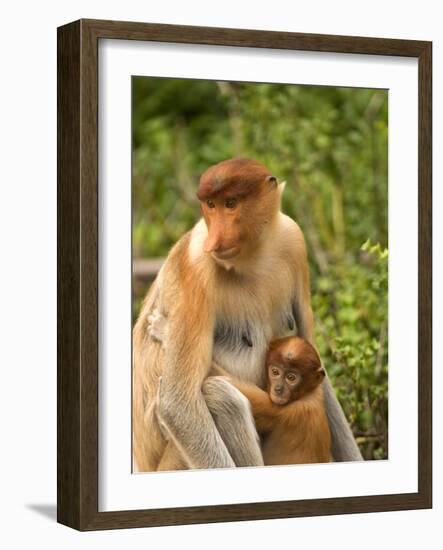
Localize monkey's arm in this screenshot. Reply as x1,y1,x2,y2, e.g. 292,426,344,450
153,241,264,470
321,379,362,461
157,288,236,469
230,380,280,433
146,301,262,468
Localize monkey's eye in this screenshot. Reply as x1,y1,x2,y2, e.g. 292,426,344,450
286,373,297,382
271,368,280,376
206,200,216,209
225,198,237,209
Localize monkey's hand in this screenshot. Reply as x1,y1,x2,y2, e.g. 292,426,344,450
147,308,168,347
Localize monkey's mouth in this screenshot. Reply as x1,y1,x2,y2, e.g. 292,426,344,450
270,393,289,406
212,247,240,260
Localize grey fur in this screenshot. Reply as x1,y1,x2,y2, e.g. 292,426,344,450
157,375,264,469
158,387,235,469
202,376,264,467
214,319,254,351
323,375,363,461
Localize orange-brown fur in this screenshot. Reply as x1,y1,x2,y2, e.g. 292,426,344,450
133,158,313,471
133,232,217,470
233,337,331,465
133,157,357,472
197,157,275,201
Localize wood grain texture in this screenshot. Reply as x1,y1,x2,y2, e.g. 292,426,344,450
57,18,432,531
78,17,99,528
83,18,429,57
417,42,432,508
57,20,81,529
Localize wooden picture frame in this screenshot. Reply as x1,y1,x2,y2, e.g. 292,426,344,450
57,18,432,530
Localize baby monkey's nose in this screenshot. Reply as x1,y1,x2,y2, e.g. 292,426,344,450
275,385,283,395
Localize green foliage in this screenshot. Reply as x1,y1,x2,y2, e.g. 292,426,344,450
312,240,388,459
132,77,389,460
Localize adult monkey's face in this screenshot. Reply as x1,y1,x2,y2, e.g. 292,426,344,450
197,158,280,262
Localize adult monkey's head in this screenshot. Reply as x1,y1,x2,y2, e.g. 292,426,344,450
197,158,283,263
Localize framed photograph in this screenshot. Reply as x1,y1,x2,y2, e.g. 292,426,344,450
57,19,432,530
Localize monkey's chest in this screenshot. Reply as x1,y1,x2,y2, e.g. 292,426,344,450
212,304,298,387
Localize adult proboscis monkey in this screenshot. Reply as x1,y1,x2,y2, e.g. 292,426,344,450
133,157,362,471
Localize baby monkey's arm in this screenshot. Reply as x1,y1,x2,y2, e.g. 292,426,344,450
229,379,281,434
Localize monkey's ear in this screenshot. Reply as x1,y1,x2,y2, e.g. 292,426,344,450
316,367,326,382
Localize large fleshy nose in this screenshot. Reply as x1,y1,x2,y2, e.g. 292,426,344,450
203,214,229,253
203,231,222,253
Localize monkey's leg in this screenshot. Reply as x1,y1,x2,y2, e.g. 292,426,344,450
323,375,363,461
146,314,263,468
157,441,188,471
202,376,264,468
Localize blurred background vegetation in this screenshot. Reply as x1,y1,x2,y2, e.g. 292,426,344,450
132,77,388,460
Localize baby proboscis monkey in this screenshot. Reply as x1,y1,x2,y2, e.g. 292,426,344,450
232,336,331,465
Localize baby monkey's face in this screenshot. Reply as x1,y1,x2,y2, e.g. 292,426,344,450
267,364,301,406
266,336,324,405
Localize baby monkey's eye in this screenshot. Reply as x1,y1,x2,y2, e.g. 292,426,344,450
271,368,279,376
286,373,297,382
206,200,216,209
